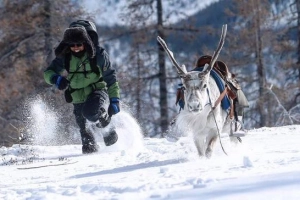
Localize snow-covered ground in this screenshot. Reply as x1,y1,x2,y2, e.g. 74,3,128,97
1,108,300,200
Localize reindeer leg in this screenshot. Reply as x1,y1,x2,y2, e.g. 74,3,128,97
205,135,217,158
194,136,206,157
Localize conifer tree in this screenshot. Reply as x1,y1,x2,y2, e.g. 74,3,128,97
0,0,83,146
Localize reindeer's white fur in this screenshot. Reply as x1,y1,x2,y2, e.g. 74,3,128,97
171,74,233,158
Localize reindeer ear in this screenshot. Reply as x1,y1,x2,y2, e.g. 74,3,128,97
181,64,188,73
203,63,209,71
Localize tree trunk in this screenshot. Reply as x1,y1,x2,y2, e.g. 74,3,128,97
136,45,142,121
157,0,169,135
44,0,53,65
296,0,300,81
253,0,267,127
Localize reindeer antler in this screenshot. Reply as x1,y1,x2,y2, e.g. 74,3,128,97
203,24,227,75
157,36,186,77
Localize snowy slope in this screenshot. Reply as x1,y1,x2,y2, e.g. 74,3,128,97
1,117,300,199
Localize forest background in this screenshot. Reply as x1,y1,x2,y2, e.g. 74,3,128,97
0,0,299,147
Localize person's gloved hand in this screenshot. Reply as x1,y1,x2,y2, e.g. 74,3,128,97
108,97,120,116
51,75,69,90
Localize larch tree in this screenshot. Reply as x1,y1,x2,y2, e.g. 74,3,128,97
222,0,300,127
0,0,84,146
295,0,300,103
118,0,169,136
119,0,203,137
223,0,282,128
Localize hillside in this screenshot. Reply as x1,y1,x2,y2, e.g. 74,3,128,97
96,0,232,54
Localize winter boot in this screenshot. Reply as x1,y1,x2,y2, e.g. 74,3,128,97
81,131,98,154
82,143,98,154
103,129,118,146
96,107,111,128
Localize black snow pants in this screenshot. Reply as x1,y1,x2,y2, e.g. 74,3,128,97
73,90,110,145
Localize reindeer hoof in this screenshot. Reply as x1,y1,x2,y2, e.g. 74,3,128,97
205,148,213,158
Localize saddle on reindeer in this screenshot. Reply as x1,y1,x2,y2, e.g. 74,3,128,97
157,24,249,157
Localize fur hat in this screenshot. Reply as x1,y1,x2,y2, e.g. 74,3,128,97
55,26,95,58
69,20,99,46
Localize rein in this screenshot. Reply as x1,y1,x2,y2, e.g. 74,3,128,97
207,88,228,156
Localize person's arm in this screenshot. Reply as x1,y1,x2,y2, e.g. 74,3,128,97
97,48,120,99
97,47,121,116
44,57,65,84
44,57,69,90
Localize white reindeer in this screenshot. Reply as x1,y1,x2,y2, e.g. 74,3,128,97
158,25,240,158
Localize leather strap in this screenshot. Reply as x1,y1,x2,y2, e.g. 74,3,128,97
212,86,228,109
212,85,235,119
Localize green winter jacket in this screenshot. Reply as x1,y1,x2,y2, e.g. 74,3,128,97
44,47,120,104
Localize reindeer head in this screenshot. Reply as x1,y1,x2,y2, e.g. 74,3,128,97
180,65,211,112
157,24,227,113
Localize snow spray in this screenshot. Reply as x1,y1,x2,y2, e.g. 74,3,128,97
24,96,60,145
24,96,144,151
91,106,145,153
